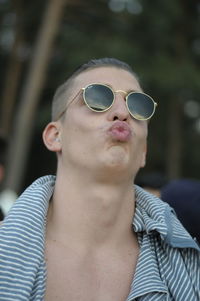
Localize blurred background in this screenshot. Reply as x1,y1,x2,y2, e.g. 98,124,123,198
0,0,200,195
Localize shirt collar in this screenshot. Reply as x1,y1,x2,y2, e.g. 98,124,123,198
133,185,200,251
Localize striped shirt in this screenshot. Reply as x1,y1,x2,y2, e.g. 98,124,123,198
0,175,199,301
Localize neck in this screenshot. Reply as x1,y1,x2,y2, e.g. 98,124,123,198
46,168,136,250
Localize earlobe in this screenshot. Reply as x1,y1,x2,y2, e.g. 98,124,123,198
42,122,62,152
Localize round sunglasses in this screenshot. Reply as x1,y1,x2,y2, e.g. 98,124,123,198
57,83,157,121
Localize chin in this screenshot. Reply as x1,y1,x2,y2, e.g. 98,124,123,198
102,155,130,172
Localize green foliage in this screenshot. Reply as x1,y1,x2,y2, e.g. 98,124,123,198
1,0,200,186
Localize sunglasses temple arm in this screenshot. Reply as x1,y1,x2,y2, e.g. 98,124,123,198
56,89,83,120
65,89,83,110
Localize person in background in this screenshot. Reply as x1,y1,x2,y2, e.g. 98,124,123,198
135,171,168,198
0,135,16,220
0,58,199,301
136,172,200,244
161,179,200,244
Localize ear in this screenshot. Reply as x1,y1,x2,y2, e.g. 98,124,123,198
140,142,147,168
42,122,62,152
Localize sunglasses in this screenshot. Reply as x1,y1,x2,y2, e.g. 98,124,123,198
57,83,157,121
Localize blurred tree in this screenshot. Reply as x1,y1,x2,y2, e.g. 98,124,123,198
0,0,25,135
4,0,67,192
0,0,199,192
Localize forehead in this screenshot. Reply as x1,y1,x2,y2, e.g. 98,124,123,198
72,66,142,93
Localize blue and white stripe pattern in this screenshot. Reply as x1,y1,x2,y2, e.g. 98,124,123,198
127,186,200,301
0,176,199,300
0,176,54,300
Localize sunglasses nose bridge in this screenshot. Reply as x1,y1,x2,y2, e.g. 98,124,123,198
113,90,127,104
107,89,130,121
115,89,127,98
114,89,131,109
113,89,127,105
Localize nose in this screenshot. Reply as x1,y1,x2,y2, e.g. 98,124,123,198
107,91,129,122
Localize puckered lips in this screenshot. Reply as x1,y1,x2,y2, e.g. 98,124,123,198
108,121,132,142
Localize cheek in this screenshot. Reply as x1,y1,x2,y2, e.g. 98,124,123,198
133,122,148,144
62,114,96,150
131,124,148,157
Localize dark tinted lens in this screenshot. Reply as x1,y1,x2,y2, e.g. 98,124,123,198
84,84,114,111
127,92,154,120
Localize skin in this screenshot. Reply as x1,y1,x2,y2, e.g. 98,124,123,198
43,66,148,301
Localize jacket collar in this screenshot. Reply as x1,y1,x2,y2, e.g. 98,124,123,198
133,185,200,251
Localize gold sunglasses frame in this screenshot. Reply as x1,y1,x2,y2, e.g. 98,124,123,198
56,83,157,121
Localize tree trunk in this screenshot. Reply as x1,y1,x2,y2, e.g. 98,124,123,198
0,34,24,135
5,0,67,193
166,97,183,179
0,0,25,135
